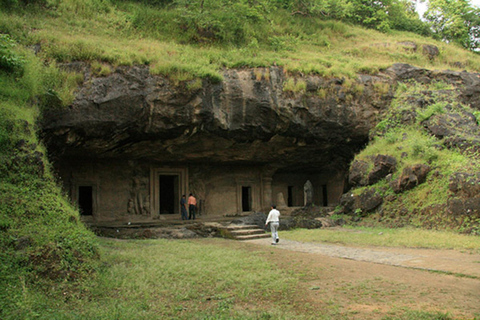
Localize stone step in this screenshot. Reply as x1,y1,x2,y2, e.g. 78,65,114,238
229,229,266,236
226,224,260,230
235,233,271,241
221,224,270,240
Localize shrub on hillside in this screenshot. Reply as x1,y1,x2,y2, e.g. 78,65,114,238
0,33,100,318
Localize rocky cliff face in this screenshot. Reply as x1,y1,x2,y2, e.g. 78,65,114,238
42,65,396,174
42,63,480,227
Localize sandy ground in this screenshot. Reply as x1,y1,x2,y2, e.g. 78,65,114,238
207,237,480,319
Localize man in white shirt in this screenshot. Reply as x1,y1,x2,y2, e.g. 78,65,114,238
265,205,280,245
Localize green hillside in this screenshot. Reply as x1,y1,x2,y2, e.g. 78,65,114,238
1,0,480,318
2,0,480,82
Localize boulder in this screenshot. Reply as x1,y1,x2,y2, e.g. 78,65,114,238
367,154,397,185
422,44,440,60
339,188,383,214
448,172,480,198
392,164,430,193
348,160,369,186
357,188,383,213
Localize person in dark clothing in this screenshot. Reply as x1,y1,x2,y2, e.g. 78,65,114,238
180,194,188,220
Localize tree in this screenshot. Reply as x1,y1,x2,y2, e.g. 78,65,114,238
347,0,429,34
424,0,480,50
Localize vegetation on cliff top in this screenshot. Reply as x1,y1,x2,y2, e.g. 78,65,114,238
1,0,480,84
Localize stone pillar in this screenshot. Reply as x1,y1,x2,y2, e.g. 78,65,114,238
262,176,273,210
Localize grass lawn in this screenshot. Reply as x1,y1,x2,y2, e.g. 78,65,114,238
12,238,302,320
7,228,480,319
282,226,480,253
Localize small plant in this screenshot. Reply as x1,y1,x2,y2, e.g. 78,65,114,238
91,61,112,77
385,131,398,144
416,102,446,122
473,110,480,125
0,33,24,73
254,68,263,81
186,78,202,91
269,35,298,52
283,78,306,94
373,82,390,96
316,88,328,99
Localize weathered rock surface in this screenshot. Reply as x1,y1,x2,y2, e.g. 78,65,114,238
349,160,370,187
43,64,480,175
367,154,397,185
42,63,480,175
447,173,480,222
42,65,392,174
392,164,431,193
339,187,383,215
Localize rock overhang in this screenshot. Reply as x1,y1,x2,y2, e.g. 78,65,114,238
43,63,480,173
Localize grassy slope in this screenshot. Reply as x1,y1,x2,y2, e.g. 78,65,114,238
1,1,480,81
0,32,98,319
345,81,480,233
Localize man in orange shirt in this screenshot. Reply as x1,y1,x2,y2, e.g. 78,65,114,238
188,193,197,220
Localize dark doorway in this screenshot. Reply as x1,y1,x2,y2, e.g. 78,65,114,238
159,175,179,214
242,186,252,212
322,184,328,206
287,186,293,207
78,186,93,216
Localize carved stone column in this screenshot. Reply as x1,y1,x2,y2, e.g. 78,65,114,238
261,165,278,211
262,176,273,210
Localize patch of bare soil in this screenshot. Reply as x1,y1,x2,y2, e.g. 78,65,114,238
202,238,480,319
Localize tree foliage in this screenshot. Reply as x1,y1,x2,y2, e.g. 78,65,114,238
151,0,431,46
424,0,480,51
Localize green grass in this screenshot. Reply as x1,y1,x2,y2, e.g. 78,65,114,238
3,235,476,319
282,227,480,252
2,0,480,83
1,1,480,319
0,26,100,320
348,80,480,231
3,238,303,320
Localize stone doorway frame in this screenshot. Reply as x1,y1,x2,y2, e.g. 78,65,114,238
72,180,98,221
236,179,257,214
150,167,188,217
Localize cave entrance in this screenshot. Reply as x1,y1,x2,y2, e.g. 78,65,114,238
151,167,187,217
159,175,179,215
78,186,93,216
322,184,328,206
287,186,294,207
242,186,252,212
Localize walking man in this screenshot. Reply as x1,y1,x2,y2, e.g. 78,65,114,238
265,205,280,245
188,193,197,220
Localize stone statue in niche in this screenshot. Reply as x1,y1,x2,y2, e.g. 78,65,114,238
127,199,135,215
143,195,150,215
130,168,149,215
276,192,287,208
304,180,313,206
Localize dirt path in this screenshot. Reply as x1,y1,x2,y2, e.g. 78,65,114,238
245,238,480,278
208,237,480,319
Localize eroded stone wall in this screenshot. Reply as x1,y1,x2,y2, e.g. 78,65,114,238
57,155,345,223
